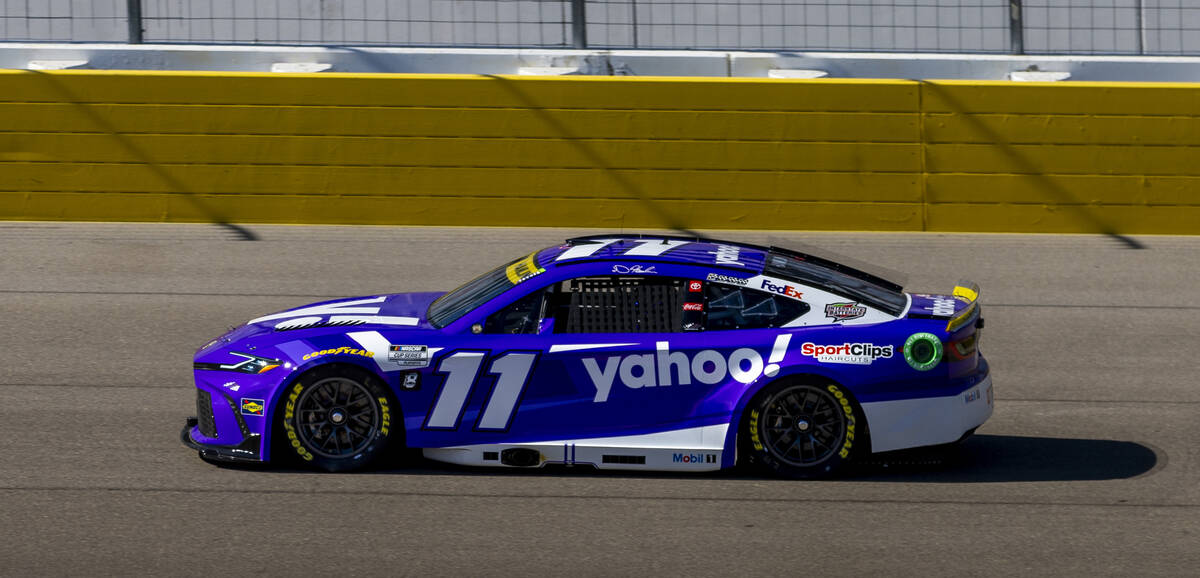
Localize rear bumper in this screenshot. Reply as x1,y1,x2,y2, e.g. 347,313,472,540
181,417,263,463
860,361,994,454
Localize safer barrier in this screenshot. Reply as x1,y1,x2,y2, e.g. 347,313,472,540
0,70,1196,234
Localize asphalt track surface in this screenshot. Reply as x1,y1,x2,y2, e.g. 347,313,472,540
1,222,1197,576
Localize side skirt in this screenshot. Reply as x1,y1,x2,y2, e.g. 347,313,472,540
422,423,728,472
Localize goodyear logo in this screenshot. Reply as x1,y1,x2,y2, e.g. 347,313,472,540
240,398,265,416
302,347,374,361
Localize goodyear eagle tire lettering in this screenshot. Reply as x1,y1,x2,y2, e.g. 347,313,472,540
748,410,764,451
741,380,860,479
277,364,398,472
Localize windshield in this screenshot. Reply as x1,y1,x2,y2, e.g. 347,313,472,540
764,252,908,317
427,251,545,328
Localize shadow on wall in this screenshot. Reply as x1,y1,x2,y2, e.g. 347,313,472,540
27,70,258,240
921,81,1145,250
484,73,702,237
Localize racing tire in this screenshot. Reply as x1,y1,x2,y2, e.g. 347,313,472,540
277,365,397,473
741,380,861,479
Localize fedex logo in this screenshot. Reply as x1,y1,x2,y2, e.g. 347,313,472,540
582,336,790,402
760,279,803,300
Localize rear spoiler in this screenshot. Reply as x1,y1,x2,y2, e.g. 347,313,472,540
947,280,981,333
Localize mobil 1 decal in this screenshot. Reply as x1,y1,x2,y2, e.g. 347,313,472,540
582,335,791,403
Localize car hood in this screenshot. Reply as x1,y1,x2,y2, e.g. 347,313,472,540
199,292,445,352
246,292,446,331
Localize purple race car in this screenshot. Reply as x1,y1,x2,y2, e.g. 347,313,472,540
183,235,991,478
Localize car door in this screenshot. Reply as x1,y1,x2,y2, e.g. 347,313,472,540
404,271,817,449
404,272,713,447
512,272,762,441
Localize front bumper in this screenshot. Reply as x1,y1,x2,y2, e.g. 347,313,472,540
181,417,264,463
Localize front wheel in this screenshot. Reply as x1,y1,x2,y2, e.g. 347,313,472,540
279,366,396,472
742,381,860,479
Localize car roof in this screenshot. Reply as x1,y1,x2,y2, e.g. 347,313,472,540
532,234,906,295
534,234,770,274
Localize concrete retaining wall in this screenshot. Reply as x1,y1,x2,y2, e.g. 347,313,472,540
1,70,1195,234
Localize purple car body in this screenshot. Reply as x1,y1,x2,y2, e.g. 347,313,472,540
183,235,991,477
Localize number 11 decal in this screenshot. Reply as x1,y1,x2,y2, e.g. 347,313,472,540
423,351,539,431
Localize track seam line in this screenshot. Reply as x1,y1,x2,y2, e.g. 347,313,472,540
0,485,1196,508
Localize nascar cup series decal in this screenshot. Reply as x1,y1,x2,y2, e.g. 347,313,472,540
583,336,791,402
389,345,430,367
800,342,893,365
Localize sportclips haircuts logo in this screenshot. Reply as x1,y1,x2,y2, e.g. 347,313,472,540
800,342,893,365
583,336,790,402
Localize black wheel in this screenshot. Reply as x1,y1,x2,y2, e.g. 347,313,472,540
742,380,860,479
278,365,396,472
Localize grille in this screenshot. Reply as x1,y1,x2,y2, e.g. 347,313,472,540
196,389,217,438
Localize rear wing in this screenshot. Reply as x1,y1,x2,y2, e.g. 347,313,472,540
947,280,981,333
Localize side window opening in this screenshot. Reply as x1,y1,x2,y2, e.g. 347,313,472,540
554,276,685,334
705,283,810,330
483,288,549,335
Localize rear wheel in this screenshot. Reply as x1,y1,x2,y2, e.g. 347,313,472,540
279,365,396,472
742,380,859,479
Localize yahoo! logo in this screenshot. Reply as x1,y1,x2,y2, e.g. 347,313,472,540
581,336,790,402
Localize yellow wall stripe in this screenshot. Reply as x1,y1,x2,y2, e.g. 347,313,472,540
1,70,1197,234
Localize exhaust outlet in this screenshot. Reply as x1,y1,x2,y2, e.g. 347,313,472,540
500,448,542,467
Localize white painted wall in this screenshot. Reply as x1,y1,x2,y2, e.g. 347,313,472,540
6,43,1200,82
2,1,1198,54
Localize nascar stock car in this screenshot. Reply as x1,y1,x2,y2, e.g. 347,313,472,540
182,235,991,478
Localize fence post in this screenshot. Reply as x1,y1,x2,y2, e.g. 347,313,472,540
1009,0,1023,54
127,0,143,43
1136,0,1145,54
571,0,588,49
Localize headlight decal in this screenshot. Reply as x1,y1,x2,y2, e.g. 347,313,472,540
194,352,284,374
